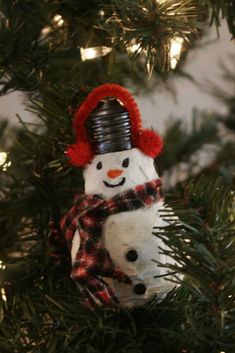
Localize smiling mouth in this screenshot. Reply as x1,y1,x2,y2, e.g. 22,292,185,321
103,177,126,188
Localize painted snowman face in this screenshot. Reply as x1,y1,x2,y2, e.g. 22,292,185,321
84,148,159,199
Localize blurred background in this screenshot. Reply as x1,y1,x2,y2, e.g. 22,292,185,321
1,20,234,133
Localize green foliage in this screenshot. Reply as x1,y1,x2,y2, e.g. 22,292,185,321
203,0,235,37
0,0,187,97
0,0,234,98
103,0,203,75
210,57,235,131
1,177,235,352
156,59,235,186
0,99,83,259
158,177,235,352
157,109,218,173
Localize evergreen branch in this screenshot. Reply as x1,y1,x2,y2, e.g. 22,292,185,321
1,176,235,352
157,109,219,175
202,0,235,38
156,57,235,190
103,0,203,75
155,177,235,352
0,0,233,95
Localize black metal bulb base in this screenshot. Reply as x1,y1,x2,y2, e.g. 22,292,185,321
86,98,133,154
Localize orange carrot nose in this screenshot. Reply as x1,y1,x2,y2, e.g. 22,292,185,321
107,169,123,179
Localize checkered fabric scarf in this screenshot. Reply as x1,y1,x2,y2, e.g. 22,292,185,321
61,179,162,307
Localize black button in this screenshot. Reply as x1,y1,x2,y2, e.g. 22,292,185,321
134,283,146,295
126,249,138,262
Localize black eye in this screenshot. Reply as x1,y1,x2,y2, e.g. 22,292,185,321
122,158,129,168
96,161,103,170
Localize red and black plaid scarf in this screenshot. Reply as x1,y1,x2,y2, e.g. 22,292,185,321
60,179,163,307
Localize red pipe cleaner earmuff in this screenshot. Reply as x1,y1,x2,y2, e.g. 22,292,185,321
66,83,163,167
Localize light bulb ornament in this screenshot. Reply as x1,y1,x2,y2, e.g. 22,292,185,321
57,83,177,308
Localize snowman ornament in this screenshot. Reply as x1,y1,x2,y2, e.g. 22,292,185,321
64,84,176,308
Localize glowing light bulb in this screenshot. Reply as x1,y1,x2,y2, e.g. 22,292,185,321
0,260,6,303
1,288,6,302
127,41,141,54
41,26,51,35
0,152,7,166
80,46,112,61
170,37,184,69
0,260,6,271
0,152,11,171
40,14,64,38
3,161,11,171
99,10,105,17
52,14,64,28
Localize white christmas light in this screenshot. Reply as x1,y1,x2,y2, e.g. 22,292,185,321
0,152,11,171
127,41,141,54
0,260,6,271
2,161,11,171
0,260,7,303
80,46,112,61
52,14,64,28
1,288,6,302
40,14,64,39
99,10,105,17
169,37,184,69
0,152,7,166
41,26,51,36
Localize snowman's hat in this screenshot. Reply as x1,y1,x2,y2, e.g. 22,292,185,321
66,83,163,167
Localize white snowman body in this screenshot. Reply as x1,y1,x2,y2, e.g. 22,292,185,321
71,148,175,307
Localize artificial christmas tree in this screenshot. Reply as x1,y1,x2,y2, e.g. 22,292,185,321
0,1,235,352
